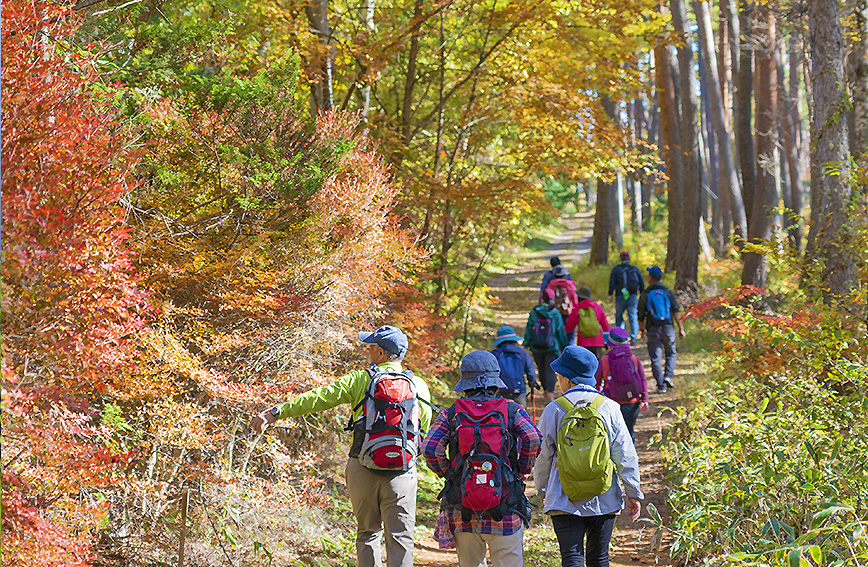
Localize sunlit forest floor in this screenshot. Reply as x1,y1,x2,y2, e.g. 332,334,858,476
410,213,713,567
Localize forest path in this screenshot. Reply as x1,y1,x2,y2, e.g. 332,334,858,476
413,213,697,567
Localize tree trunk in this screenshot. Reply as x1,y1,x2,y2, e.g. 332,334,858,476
670,0,701,301
654,7,683,273
735,1,756,221
785,31,804,248
848,0,868,167
806,0,856,298
401,0,424,145
305,0,334,113
359,0,375,118
589,177,611,266
696,0,748,248
741,3,777,288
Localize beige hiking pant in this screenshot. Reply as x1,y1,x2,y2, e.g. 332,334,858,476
345,457,417,567
454,526,525,567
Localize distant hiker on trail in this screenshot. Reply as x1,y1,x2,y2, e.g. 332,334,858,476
546,264,580,345
422,350,542,567
250,325,433,567
539,256,574,303
567,286,610,360
608,252,645,345
491,325,538,408
595,327,648,442
533,345,643,567
523,288,569,404
638,266,686,394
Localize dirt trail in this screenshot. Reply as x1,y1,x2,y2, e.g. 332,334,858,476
414,213,693,567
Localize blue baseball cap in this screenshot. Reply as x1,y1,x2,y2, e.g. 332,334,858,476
647,265,663,280
358,325,409,357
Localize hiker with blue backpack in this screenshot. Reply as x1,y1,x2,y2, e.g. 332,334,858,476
533,345,643,567
491,326,538,408
595,326,648,441
608,252,645,345
421,350,542,567
250,325,433,567
523,288,569,403
638,266,686,394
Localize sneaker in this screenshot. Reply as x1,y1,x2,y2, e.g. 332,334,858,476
663,377,675,389
656,385,667,394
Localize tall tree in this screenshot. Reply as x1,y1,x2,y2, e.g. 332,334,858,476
305,0,334,112
806,0,856,297
694,0,747,246
742,2,777,288
671,0,702,300
735,0,756,219
848,0,868,172
589,177,611,265
781,30,803,248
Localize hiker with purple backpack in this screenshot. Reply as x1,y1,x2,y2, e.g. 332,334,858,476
523,288,569,404
594,326,648,441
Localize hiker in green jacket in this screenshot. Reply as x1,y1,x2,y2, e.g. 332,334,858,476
523,288,569,403
250,325,433,567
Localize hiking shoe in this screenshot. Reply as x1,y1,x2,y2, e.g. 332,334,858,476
663,377,675,389
655,385,667,394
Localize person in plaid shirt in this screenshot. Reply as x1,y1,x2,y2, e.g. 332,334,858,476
422,350,542,567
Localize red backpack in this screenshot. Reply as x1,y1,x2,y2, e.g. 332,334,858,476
549,279,575,317
604,345,643,402
441,398,529,523
349,366,422,472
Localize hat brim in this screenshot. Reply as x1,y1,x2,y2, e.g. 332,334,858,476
493,334,521,347
358,331,376,344
605,337,630,347
453,375,508,392
550,358,571,379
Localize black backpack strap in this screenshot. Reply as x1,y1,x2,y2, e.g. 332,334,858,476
346,365,379,431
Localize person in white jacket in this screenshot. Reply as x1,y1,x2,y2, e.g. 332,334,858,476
533,345,644,567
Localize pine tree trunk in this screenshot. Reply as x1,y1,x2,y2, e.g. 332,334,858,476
589,177,611,266
305,0,334,113
654,8,683,273
741,4,777,288
735,1,756,222
671,0,701,301
806,0,856,298
695,0,747,247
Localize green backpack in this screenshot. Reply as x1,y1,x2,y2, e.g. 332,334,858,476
555,394,614,500
577,306,601,338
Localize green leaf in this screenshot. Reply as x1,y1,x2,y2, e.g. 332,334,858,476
759,397,770,412
807,546,822,565
646,502,662,524
790,548,803,567
224,526,237,549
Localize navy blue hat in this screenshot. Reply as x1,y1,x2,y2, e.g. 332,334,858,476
551,345,599,387
647,265,663,280
493,326,521,348
454,350,507,392
358,325,409,357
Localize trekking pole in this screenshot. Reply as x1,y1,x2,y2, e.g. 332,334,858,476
531,385,537,423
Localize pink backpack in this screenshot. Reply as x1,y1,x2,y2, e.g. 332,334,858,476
605,345,643,402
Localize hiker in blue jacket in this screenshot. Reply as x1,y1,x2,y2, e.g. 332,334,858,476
637,266,686,393
608,252,645,344
491,326,538,408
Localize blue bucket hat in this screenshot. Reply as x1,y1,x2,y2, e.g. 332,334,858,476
493,326,521,348
453,350,507,392
647,265,663,280
358,325,409,358
551,345,599,387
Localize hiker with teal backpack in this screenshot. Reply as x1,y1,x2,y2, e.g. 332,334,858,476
567,286,610,360
422,351,542,567
533,346,643,567
523,288,569,403
608,252,645,344
595,326,648,442
637,266,686,394
491,326,538,408
250,325,433,567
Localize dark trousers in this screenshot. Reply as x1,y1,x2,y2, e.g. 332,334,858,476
646,324,677,387
533,351,558,393
620,402,640,442
551,514,617,567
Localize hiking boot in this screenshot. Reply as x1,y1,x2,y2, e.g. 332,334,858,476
663,377,675,389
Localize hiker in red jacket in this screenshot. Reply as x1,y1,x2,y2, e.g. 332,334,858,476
566,286,611,360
